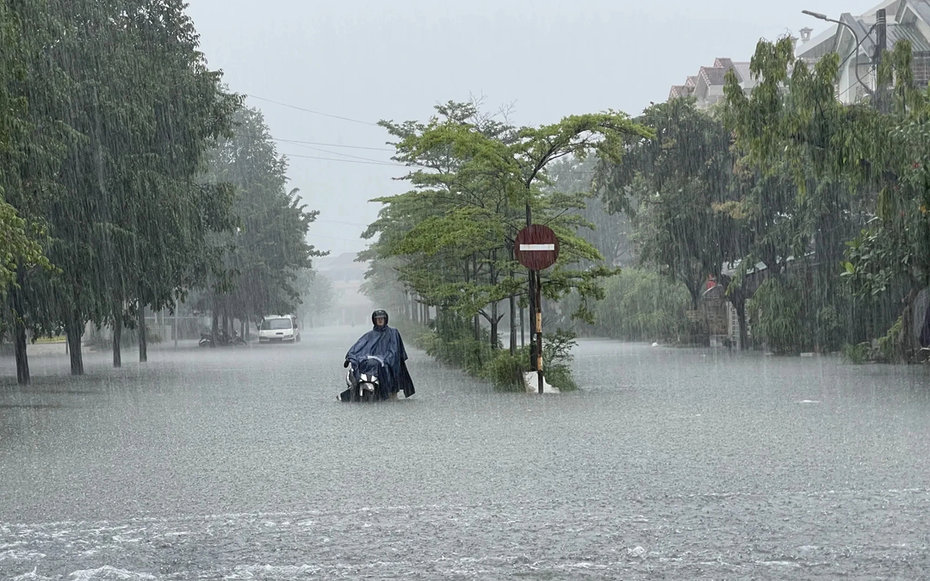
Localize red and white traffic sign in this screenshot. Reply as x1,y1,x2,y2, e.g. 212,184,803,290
515,225,559,270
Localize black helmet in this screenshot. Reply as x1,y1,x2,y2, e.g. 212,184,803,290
371,309,389,325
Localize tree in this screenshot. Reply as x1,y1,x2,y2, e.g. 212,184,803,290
198,105,324,333
366,100,652,359
296,269,335,327
1,0,71,382
596,98,742,343
724,37,929,358
548,156,636,268
2,0,239,380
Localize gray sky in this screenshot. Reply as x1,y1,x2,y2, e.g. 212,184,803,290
184,0,876,258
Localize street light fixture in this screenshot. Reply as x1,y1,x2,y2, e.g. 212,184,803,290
801,9,874,97
801,10,828,21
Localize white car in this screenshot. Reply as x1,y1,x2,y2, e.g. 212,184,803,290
258,315,301,343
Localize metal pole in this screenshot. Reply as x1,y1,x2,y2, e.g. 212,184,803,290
526,202,535,372
536,270,544,394
875,8,887,110
174,298,179,349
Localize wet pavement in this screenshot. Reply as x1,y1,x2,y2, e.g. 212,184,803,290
2,326,930,579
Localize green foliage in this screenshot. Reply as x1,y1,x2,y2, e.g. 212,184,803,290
480,349,528,390
877,316,905,363
407,312,492,376
198,105,325,323
842,342,871,364
1,0,250,378
724,35,930,360
295,269,335,325
747,277,803,354
597,98,740,310
0,199,51,292
587,269,691,342
365,99,651,357
480,328,579,391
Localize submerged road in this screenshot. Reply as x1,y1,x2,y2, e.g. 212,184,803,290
2,326,930,579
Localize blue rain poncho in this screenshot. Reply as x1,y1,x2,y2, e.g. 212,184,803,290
344,324,415,399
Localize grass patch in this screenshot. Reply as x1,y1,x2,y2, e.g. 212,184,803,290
841,342,871,364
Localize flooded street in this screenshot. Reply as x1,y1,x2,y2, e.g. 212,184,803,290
2,327,930,579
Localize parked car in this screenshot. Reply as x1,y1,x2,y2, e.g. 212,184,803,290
257,315,301,343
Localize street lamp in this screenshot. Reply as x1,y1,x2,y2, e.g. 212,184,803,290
802,9,874,97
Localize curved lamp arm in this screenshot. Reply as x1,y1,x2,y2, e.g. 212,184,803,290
801,10,875,96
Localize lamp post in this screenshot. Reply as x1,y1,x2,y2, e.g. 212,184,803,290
802,10,875,98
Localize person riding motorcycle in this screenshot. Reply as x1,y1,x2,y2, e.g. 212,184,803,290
339,310,415,401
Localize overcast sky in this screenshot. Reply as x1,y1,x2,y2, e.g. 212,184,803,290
184,0,877,259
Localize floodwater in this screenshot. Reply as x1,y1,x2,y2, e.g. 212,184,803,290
2,327,930,579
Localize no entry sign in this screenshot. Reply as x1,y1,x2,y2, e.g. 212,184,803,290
515,225,559,270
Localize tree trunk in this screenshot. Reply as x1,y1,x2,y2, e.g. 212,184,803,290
509,273,517,355
900,286,920,362
489,300,499,351
113,311,122,368
520,302,525,348
65,315,84,375
472,254,480,341
9,283,29,385
138,302,148,362
734,297,749,351
686,280,701,311
211,304,219,346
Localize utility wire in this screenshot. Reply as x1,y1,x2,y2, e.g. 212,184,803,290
315,218,373,227
282,152,403,167
246,94,380,126
274,138,394,152
307,231,375,243
281,141,395,164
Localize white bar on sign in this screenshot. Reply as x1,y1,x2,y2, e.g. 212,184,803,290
519,244,555,251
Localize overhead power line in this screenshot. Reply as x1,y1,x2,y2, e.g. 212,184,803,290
274,138,394,152
246,94,380,127
281,141,395,164
315,217,373,227
307,232,371,243
282,151,403,167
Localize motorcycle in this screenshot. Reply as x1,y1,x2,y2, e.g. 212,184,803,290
338,356,388,402
199,330,246,348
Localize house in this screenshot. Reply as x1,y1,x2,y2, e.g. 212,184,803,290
700,263,766,350
668,58,758,109
796,0,930,104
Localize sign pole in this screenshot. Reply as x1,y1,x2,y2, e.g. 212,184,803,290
528,263,537,372
514,225,559,395
535,269,544,394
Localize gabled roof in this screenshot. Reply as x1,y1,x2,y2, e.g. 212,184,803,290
669,85,694,100
668,59,752,108
916,0,930,23
887,21,930,50
700,66,730,86
733,62,756,88
798,0,930,61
